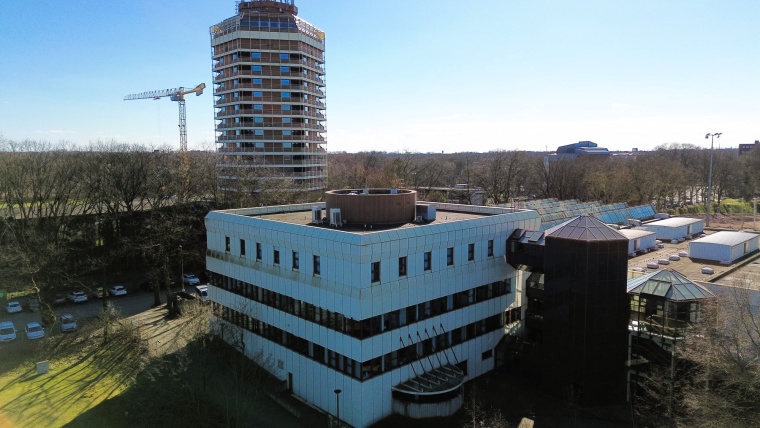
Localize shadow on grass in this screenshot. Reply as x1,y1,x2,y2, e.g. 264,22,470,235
62,337,303,428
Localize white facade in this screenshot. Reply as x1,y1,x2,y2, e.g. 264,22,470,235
618,228,657,256
643,217,704,242
205,202,540,427
689,231,760,264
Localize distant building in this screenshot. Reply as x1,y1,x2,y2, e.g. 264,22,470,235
544,141,611,165
738,140,759,156
210,0,327,192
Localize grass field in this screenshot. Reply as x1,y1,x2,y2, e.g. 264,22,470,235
0,323,145,428
0,305,299,428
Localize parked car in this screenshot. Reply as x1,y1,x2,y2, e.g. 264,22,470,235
25,322,45,340
53,294,67,306
0,321,17,342
92,287,106,299
59,314,77,332
67,291,88,303
6,301,22,314
109,285,127,297
27,298,40,312
195,285,209,302
182,274,201,286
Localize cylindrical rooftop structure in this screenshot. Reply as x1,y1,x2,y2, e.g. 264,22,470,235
324,189,417,225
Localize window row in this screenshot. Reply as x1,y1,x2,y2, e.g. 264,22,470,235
370,239,495,283
210,272,511,340
218,304,512,381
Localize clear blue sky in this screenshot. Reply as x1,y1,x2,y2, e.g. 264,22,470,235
1,0,757,153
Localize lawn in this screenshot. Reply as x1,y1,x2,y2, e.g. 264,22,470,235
0,323,145,428
0,304,299,428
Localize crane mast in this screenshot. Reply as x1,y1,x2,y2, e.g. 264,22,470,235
124,83,205,152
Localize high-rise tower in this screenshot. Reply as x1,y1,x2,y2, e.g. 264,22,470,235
211,0,327,194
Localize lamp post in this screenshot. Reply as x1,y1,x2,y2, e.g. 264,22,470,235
705,133,722,227
334,388,342,428
179,245,184,292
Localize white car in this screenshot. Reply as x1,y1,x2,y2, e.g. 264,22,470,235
6,301,22,314
60,314,77,332
195,285,209,302
25,322,45,340
182,274,201,286
109,285,127,297
0,321,17,342
67,291,88,303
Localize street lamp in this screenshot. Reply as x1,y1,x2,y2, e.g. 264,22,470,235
705,133,722,227
179,245,184,292
334,389,342,427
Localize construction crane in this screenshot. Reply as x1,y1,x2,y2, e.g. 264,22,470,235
124,83,205,152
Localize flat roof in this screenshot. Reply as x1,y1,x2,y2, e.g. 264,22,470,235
692,230,759,246
646,217,703,227
618,228,656,239
257,209,490,233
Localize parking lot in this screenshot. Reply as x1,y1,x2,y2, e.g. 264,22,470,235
1,287,186,343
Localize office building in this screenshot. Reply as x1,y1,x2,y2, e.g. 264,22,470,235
210,0,327,192
205,189,540,427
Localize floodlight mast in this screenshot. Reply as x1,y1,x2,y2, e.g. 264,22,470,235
705,132,722,227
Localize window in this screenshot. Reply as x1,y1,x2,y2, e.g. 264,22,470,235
468,243,475,261
232,66,238,73
253,91,263,97
252,52,261,59
398,256,407,277
424,251,432,271
280,53,289,60
282,92,291,98
274,250,280,265
282,117,291,123
225,236,230,253
482,350,493,360
313,255,321,276
281,66,290,73
252,78,262,84
231,53,237,60
240,239,246,257
254,117,264,123
256,243,262,261
282,130,292,136
254,104,263,110
281,79,290,85
282,105,291,111
255,130,264,135
488,240,494,257
447,247,454,266
371,262,380,283
292,251,299,270
253,65,262,71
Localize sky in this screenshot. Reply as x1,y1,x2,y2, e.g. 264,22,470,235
0,0,758,153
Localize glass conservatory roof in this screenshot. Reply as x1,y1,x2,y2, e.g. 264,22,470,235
627,269,716,301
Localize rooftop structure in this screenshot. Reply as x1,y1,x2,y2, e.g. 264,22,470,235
643,217,704,243
211,0,327,192
689,230,759,264
514,198,656,230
